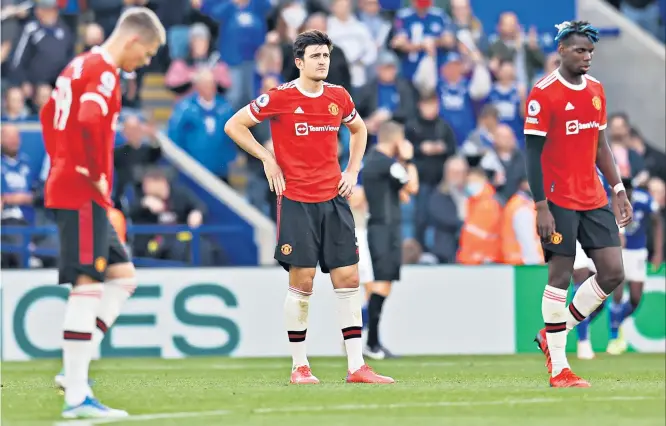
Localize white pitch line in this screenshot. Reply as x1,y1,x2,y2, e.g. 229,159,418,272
52,410,230,426
51,395,658,425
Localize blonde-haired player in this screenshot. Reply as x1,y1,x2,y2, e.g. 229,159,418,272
43,7,165,419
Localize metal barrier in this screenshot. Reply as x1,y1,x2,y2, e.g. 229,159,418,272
0,224,244,268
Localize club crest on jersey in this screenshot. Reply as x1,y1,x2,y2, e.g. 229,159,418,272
592,96,602,111
328,103,339,116
527,100,540,116
281,244,292,255
94,256,107,272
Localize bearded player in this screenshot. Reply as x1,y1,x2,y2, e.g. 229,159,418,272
40,8,165,418
225,30,394,384
524,21,633,388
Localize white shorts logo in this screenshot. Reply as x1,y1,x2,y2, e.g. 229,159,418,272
527,100,541,116
295,122,309,136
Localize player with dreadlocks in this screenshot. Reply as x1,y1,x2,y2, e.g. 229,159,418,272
523,21,633,387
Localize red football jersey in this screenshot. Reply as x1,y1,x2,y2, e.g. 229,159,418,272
524,70,608,211
41,47,121,209
245,80,358,203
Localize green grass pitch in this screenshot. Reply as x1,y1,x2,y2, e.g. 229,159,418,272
1,354,665,425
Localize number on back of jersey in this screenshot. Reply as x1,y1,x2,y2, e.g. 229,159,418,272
97,71,116,97
53,77,72,131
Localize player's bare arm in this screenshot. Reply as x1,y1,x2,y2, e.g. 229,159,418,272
339,113,367,198
525,134,556,240
224,109,286,195
398,140,419,195
596,129,632,227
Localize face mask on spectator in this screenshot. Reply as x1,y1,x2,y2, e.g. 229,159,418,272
465,182,484,197
281,5,307,30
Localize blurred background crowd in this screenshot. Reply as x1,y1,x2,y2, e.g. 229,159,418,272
1,0,665,268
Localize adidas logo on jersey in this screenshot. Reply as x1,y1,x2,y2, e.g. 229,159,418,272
294,107,304,114
565,102,575,111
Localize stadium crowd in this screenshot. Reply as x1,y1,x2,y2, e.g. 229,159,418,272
1,0,665,267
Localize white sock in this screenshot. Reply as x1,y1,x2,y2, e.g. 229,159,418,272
334,287,365,373
566,275,607,331
91,278,136,359
542,285,570,377
284,287,311,369
62,283,103,406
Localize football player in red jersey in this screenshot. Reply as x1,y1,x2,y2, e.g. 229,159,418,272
40,7,165,419
524,21,633,388
225,30,394,385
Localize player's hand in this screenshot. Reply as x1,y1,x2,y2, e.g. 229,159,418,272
651,251,663,271
338,171,358,199
92,175,109,196
535,201,556,241
263,156,285,195
614,191,634,228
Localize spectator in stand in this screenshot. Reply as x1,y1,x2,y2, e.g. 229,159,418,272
456,167,503,265
500,176,544,265
282,13,352,91
9,0,74,94
130,167,221,265
165,23,231,100
488,12,544,88
628,127,666,184
254,42,283,97
2,87,34,121
57,0,84,36
480,123,526,202
460,104,498,164
391,0,455,83
356,51,416,135
427,156,468,263
437,51,491,148
485,60,525,148
402,238,438,264
1,125,35,267
357,0,392,53
531,52,560,86
648,177,666,261
608,113,648,183
168,68,237,183
407,92,457,246
621,0,661,38
197,0,271,110
449,0,488,55
113,114,162,208
327,0,377,91
31,83,53,115
1,0,29,90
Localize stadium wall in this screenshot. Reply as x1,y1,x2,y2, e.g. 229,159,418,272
1,266,664,361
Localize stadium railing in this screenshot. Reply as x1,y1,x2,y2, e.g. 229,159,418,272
1,224,241,268
155,131,277,265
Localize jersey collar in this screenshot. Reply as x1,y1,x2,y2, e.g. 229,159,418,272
295,80,324,98
92,46,116,67
555,69,587,91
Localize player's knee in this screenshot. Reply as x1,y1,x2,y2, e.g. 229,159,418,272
289,267,316,293
598,265,625,290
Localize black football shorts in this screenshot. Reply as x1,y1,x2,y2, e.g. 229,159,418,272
275,195,359,273
367,223,402,282
53,201,130,284
542,201,621,262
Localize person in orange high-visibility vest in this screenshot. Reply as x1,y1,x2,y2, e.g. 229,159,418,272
501,178,544,265
456,168,504,264
107,207,127,245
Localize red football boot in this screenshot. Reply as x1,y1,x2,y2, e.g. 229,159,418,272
550,368,591,388
290,365,320,384
534,328,552,374
346,365,395,384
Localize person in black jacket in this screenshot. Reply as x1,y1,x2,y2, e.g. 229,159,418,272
281,13,352,92
355,50,416,135
406,92,457,246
